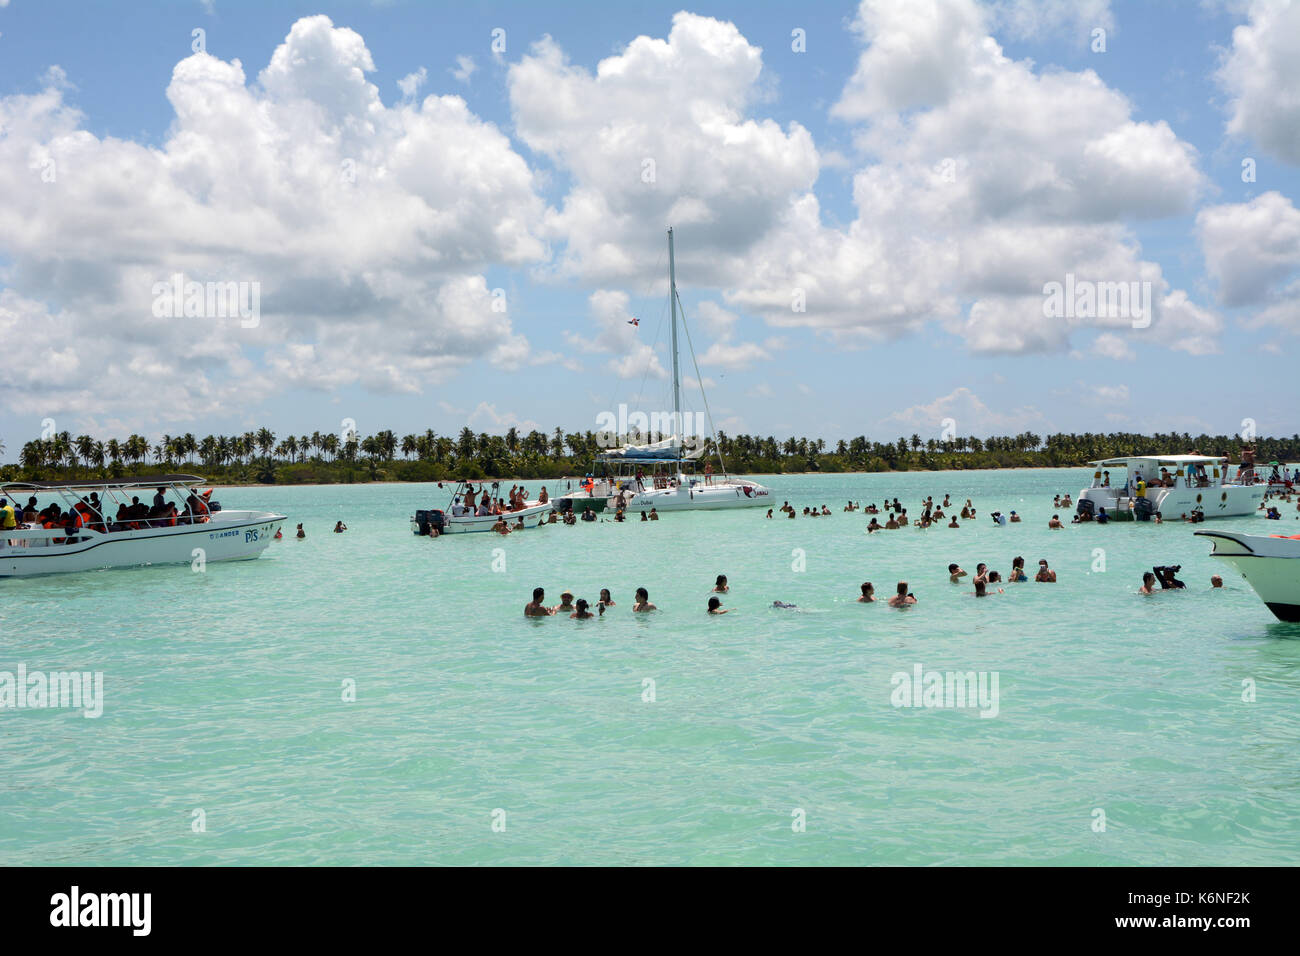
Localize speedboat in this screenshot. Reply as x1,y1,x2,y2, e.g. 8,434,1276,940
1076,455,1264,521
0,475,285,578
554,227,771,514
1196,529,1300,622
411,481,552,535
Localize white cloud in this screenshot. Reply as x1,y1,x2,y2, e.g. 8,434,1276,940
397,67,427,100
729,0,1211,354
609,343,667,380
1217,0,1300,164
0,15,548,429
1093,332,1135,360
451,55,477,84
508,12,819,286
466,402,540,433
880,386,1044,435
1198,191,1300,307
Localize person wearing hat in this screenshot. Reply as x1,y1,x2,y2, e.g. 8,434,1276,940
553,591,576,614
1009,511,1021,522
1035,559,1057,583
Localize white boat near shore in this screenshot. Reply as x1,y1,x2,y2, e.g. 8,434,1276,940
1196,529,1300,622
1076,455,1264,521
0,475,285,578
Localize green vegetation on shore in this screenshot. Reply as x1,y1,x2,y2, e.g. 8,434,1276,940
1,427,1293,485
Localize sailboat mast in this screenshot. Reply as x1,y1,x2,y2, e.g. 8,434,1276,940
668,227,682,447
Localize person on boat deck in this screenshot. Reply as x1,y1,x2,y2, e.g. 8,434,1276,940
464,485,479,510
524,587,554,617
152,487,166,511
632,587,657,611
476,498,491,517
538,486,549,505
0,499,15,531
1102,470,1110,487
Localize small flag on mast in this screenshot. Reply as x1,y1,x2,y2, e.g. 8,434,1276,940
627,317,639,326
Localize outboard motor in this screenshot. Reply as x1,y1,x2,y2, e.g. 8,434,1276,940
1134,497,1155,522
413,509,446,536
208,500,222,513
1076,498,1095,518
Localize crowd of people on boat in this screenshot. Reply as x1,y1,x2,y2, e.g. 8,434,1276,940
0,486,212,541
450,482,545,518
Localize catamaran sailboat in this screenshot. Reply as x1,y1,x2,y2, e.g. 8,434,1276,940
0,475,285,578
1075,455,1265,521
556,228,771,514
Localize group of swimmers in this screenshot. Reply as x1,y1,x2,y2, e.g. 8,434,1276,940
523,586,656,618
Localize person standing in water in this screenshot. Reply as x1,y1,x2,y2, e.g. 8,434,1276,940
858,582,875,603
524,587,554,617
707,596,728,614
888,582,916,607
713,575,729,593
632,588,657,611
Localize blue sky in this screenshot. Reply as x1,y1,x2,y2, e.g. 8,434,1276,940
2,0,1299,448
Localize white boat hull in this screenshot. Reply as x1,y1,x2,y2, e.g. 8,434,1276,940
1078,483,1263,519
616,480,772,512
1197,529,1300,622
0,510,285,578
411,501,553,534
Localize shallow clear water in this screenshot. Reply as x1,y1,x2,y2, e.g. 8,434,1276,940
3,468,1298,865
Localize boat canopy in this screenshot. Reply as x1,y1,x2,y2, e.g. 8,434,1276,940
1086,455,1226,469
0,474,206,492
597,436,705,461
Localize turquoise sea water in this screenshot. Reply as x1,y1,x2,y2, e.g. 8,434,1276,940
3,467,1299,866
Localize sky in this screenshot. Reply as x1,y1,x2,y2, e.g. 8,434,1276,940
2,0,1300,448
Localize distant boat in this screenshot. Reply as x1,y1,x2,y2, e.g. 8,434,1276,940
1197,530,1300,622
1076,455,1264,521
556,228,771,514
0,475,284,578
411,481,551,535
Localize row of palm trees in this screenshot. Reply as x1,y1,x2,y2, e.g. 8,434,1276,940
5,426,1295,478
